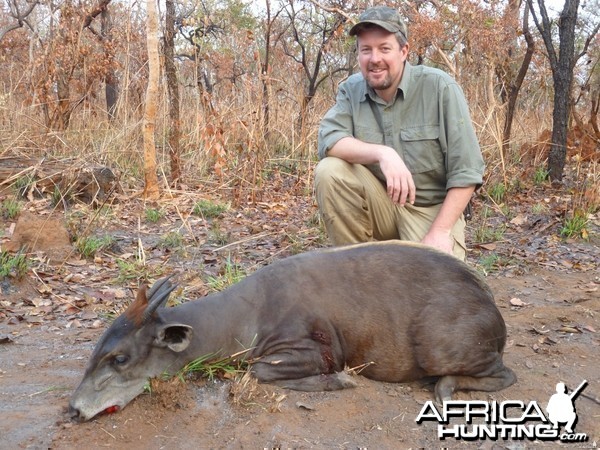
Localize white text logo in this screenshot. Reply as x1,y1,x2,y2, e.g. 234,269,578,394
415,380,589,443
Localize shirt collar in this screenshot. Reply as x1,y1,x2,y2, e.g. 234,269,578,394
398,61,412,99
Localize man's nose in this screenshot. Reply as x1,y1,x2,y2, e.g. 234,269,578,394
370,49,382,62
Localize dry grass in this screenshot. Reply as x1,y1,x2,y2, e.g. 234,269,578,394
229,371,287,412
1,60,597,218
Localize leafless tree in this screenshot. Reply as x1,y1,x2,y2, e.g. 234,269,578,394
528,0,600,181
0,0,40,41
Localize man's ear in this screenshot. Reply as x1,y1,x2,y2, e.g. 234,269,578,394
400,42,410,60
155,324,193,352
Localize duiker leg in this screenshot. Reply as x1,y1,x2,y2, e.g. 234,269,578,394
250,346,355,391
434,366,517,402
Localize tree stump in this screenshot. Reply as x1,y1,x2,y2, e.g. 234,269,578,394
3,211,72,263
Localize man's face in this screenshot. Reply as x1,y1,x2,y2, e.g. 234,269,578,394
357,27,409,101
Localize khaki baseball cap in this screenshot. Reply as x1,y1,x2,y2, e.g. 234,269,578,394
349,6,408,39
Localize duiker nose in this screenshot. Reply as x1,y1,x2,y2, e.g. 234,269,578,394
68,403,82,421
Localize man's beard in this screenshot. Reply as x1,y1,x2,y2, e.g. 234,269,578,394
365,66,392,91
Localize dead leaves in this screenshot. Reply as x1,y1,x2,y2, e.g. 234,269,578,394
0,271,129,332
526,320,597,356
509,214,528,228
509,297,529,308
557,325,582,334
507,274,598,359
1,190,323,338
0,334,14,344
524,320,595,355
470,163,599,276
578,281,598,294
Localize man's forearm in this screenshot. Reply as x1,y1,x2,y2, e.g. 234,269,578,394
429,186,475,233
328,137,416,206
328,136,388,165
420,185,475,256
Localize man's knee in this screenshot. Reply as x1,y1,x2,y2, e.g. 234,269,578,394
314,157,353,190
314,157,365,211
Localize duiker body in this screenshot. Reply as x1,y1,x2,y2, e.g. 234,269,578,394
69,241,516,421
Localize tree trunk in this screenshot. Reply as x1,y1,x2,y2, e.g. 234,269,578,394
502,5,534,156
196,57,215,115
101,7,118,121
529,0,580,182
547,0,579,181
52,70,72,131
261,0,272,140
590,88,600,139
164,0,181,184
142,0,160,199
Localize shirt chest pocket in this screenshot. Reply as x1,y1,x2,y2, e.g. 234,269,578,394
400,125,444,173
355,126,384,145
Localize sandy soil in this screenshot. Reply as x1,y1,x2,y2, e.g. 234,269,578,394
1,266,598,449
2,191,599,449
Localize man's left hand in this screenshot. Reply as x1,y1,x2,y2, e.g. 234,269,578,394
421,229,454,255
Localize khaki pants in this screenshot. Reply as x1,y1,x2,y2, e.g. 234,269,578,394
314,157,467,260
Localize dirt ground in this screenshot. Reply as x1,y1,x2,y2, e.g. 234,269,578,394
1,196,599,449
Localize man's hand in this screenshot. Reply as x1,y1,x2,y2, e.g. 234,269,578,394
327,137,416,206
377,146,415,206
421,186,476,255
421,227,454,255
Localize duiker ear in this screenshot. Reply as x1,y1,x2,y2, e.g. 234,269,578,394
155,324,193,352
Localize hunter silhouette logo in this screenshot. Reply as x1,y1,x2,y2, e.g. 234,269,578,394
546,380,587,435
415,379,590,442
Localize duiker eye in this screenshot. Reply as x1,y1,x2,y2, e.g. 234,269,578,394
113,354,129,366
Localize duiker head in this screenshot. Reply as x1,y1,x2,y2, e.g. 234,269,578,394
69,277,193,421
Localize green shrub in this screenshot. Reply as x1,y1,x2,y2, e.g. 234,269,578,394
13,175,35,197
474,223,506,244
206,257,245,292
145,208,164,223
560,212,589,239
208,222,229,246
533,167,549,185
0,251,29,279
487,182,506,204
158,231,184,250
0,198,21,220
177,353,245,382
76,235,115,258
192,199,228,218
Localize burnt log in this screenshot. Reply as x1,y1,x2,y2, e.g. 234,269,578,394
0,157,120,205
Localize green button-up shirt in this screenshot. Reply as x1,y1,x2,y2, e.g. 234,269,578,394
318,62,485,206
